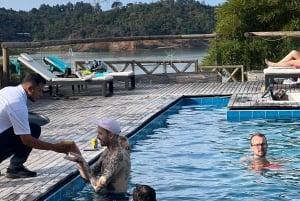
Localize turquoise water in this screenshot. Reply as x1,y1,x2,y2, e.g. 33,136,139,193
44,97,300,201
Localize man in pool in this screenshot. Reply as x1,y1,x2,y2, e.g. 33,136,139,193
249,133,270,170
0,73,81,179
241,133,281,171
65,117,131,194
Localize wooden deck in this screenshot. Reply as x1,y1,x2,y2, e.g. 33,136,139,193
0,78,265,201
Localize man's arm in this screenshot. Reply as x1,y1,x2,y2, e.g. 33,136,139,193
64,152,95,181
20,134,81,154
92,150,124,192
77,150,106,181
77,159,94,181
65,150,124,193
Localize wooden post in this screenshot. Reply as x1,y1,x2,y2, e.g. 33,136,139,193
130,61,135,72
245,32,252,72
163,62,167,73
2,47,9,87
215,37,222,83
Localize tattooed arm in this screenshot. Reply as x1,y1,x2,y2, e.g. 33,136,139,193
65,150,125,193
91,149,108,175
91,149,125,192
65,152,94,181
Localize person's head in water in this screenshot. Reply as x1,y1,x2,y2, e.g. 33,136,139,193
250,133,268,159
132,184,156,201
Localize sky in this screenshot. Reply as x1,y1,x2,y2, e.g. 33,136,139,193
0,0,226,11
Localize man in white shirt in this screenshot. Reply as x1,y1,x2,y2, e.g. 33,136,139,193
0,73,80,179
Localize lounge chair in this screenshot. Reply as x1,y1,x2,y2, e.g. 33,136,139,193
43,56,72,77
264,66,300,88
74,60,135,90
107,71,135,90
18,53,114,97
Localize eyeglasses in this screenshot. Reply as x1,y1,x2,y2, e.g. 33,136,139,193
251,143,267,147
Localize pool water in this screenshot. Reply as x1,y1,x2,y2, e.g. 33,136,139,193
44,97,300,201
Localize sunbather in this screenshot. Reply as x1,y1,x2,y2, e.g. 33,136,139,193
265,50,300,67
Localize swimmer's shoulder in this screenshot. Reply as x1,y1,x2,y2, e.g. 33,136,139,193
239,155,252,163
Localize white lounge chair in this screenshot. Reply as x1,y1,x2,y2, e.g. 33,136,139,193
108,71,135,90
264,66,300,88
74,60,135,90
18,53,114,97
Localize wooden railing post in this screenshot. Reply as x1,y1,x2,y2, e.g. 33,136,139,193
131,60,135,72
215,37,222,83
2,47,9,87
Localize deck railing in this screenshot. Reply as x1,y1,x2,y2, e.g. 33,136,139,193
199,65,244,82
74,60,198,74
75,61,244,82
1,34,220,86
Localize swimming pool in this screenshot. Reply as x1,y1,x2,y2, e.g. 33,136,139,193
43,96,300,201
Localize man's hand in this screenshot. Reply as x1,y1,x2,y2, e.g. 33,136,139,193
59,140,81,155
64,152,85,163
19,135,82,155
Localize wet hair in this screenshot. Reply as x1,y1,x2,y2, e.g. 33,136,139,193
21,73,46,86
133,184,156,201
250,133,267,145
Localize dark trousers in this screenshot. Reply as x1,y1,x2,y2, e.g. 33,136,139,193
0,124,41,169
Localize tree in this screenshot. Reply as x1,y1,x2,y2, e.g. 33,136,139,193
0,1,216,41
202,0,300,71
111,1,123,9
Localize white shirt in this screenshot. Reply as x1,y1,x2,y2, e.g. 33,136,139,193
0,84,30,135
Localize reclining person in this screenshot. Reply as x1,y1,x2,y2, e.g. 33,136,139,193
265,50,300,67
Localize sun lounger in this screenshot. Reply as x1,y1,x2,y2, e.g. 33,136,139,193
43,56,72,77
264,66,300,88
74,60,135,90
108,71,135,90
18,53,114,97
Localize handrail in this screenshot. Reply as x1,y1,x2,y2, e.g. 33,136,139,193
244,31,300,38
1,34,221,87
199,65,244,82
74,60,199,74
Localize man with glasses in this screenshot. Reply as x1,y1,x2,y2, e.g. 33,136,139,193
241,133,281,171
249,133,269,170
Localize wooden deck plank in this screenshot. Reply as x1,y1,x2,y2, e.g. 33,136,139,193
0,80,266,200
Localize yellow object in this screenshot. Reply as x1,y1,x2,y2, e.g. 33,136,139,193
61,140,74,145
91,138,98,149
81,70,92,75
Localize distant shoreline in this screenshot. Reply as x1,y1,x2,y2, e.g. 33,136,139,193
40,39,210,52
